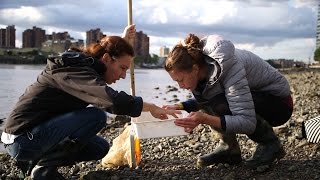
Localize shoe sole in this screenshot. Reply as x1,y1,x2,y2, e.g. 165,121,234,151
197,157,242,167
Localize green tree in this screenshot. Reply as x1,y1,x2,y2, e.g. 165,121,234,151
314,47,320,62
150,54,159,64
134,55,144,65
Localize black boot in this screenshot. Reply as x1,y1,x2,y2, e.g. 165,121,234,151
245,115,285,168
30,165,65,180
16,160,37,178
30,138,81,180
197,132,242,167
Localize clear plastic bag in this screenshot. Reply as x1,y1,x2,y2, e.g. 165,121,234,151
101,125,140,168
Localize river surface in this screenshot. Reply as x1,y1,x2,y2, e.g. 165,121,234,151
0,64,191,152
0,64,191,119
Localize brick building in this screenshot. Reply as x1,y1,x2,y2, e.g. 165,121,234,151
86,28,105,46
134,31,149,62
22,26,46,48
0,25,16,48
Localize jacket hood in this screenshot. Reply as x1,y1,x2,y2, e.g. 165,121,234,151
46,51,106,75
203,55,222,85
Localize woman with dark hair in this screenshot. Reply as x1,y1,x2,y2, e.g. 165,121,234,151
1,25,178,179
164,34,293,169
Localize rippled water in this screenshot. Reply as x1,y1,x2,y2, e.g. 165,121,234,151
0,64,191,120
0,64,192,152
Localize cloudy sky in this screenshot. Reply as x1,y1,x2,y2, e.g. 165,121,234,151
0,0,318,63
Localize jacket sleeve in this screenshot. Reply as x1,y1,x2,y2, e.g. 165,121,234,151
47,67,143,117
202,36,257,134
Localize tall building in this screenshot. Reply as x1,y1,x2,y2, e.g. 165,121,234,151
160,46,170,57
317,3,320,49
42,31,84,54
86,28,105,46
0,25,15,48
22,26,46,48
134,31,149,62
0,29,5,48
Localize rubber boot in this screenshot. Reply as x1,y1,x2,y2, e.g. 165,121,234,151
16,160,37,178
30,165,66,180
245,115,285,168
30,138,82,180
197,130,242,167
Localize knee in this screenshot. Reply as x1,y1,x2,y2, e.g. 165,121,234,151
88,107,107,127
95,138,110,160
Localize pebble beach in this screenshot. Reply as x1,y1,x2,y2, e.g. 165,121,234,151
0,68,319,180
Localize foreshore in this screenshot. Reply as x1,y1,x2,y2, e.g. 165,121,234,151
0,68,319,179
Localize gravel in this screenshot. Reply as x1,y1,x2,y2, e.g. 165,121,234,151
1,68,320,180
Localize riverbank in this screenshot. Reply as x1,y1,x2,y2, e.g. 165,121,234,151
0,69,319,179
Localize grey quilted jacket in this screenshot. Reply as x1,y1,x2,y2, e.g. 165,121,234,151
196,35,290,134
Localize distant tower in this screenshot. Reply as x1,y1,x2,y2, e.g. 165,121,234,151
160,46,170,57
317,3,320,49
86,28,105,46
22,26,45,48
0,25,15,48
134,31,149,62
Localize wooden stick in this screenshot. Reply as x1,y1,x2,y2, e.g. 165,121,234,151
127,0,135,96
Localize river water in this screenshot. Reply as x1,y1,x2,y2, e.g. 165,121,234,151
0,64,191,152
0,64,191,119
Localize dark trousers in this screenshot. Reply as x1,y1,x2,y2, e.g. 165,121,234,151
5,107,109,167
209,92,293,127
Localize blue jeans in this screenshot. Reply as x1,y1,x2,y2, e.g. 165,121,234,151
5,107,109,166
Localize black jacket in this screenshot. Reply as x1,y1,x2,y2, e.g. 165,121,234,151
4,52,142,135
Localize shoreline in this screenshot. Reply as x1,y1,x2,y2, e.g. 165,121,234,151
0,69,319,179
0,120,6,153
0,144,5,154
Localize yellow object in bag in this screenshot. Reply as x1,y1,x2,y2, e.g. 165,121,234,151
101,125,141,168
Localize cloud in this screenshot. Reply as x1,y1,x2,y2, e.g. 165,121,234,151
0,6,43,24
0,0,317,62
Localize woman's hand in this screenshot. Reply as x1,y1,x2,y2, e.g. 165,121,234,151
122,24,136,43
162,103,183,110
174,111,207,133
162,104,179,110
143,102,180,119
150,105,182,120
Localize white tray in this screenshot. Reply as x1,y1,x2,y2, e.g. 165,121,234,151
132,111,189,139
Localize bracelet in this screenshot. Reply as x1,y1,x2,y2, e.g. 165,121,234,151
176,103,184,110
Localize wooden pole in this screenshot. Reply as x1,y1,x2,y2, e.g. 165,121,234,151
127,0,135,96
128,0,140,169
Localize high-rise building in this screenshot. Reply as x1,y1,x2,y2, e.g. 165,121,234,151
317,3,320,49
160,46,170,57
0,25,15,48
42,31,84,54
134,31,149,62
86,28,105,46
22,26,46,48
0,29,5,48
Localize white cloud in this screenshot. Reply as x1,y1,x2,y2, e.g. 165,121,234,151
234,43,256,51
0,6,43,23
0,0,317,63
197,1,236,25
149,7,168,24
252,38,316,61
292,0,319,8
149,35,182,55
